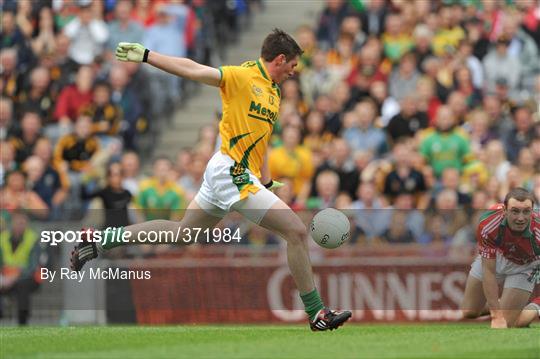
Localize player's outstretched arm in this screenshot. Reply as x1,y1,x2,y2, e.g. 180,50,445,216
115,42,221,87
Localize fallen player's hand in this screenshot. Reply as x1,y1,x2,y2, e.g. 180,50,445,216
490,316,507,329
264,180,284,192
115,42,148,63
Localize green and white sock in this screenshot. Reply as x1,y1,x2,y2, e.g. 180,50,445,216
300,289,325,321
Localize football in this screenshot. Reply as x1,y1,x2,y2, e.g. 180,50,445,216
310,208,351,249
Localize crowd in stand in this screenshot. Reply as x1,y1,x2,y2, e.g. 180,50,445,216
1,0,539,254
259,0,540,249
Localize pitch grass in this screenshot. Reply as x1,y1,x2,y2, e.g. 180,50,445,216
1,323,539,359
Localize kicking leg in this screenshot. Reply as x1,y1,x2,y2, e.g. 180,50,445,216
234,193,351,330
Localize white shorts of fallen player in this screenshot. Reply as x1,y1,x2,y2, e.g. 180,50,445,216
469,252,540,292
195,151,280,224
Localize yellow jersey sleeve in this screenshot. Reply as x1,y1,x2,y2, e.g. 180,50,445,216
219,65,251,97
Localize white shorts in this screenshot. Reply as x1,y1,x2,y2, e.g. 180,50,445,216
194,151,280,224
469,252,540,292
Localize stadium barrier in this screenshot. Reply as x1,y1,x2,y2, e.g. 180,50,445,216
104,256,539,324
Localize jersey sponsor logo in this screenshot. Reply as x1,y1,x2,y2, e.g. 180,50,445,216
248,101,277,124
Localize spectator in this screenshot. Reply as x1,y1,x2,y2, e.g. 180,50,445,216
15,67,55,123
63,0,109,65
415,76,441,126
342,100,387,156
275,177,304,212
502,106,535,162
352,181,387,240
308,169,340,209
431,167,471,208
388,52,420,101
482,94,513,138
359,0,387,37
120,150,142,197
108,64,143,150
419,189,467,245
8,111,44,164
431,5,465,57
411,24,434,70
32,137,68,191
136,156,186,221
1,10,26,51
0,141,17,186
456,40,483,89
53,115,100,216
143,2,189,106
177,153,206,202
51,65,94,134
482,35,521,100
446,91,469,125
381,13,413,63
269,126,314,201
0,97,14,140
316,0,351,50
516,148,536,189
369,80,399,126
300,50,341,106
0,171,48,218
303,110,334,154
312,138,359,199
82,161,132,228
31,7,57,58
340,15,366,52
383,141,426,202
326,32,359,80
295,25,318,73
0,211,42,325
0,48,23,101
381,210,415,244
453,66,482,109
386,95,428,143
23,155,67,219
419,106,472,178
105,0,144,59
466,109,497,155
81,81,121,144
501,14,540,92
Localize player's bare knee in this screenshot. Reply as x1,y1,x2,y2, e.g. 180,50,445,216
283,224,308,246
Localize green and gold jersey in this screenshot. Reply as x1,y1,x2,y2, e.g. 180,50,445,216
218,58,281,180
136,178,186,220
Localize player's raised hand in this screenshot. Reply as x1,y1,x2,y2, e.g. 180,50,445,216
115,42,147,63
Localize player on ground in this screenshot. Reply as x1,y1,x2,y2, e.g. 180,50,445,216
461,187,540,328
70,29,351,331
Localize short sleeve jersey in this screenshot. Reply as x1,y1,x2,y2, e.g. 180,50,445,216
476,204,540,265
218,59,281,178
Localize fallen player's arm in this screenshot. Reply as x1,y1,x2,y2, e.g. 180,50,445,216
481,257,506,328
115,42,221,87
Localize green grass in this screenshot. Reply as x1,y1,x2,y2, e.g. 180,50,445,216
1,324,539,359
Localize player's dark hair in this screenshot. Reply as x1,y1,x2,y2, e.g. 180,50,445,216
504,187,536,207
261,28,303,62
